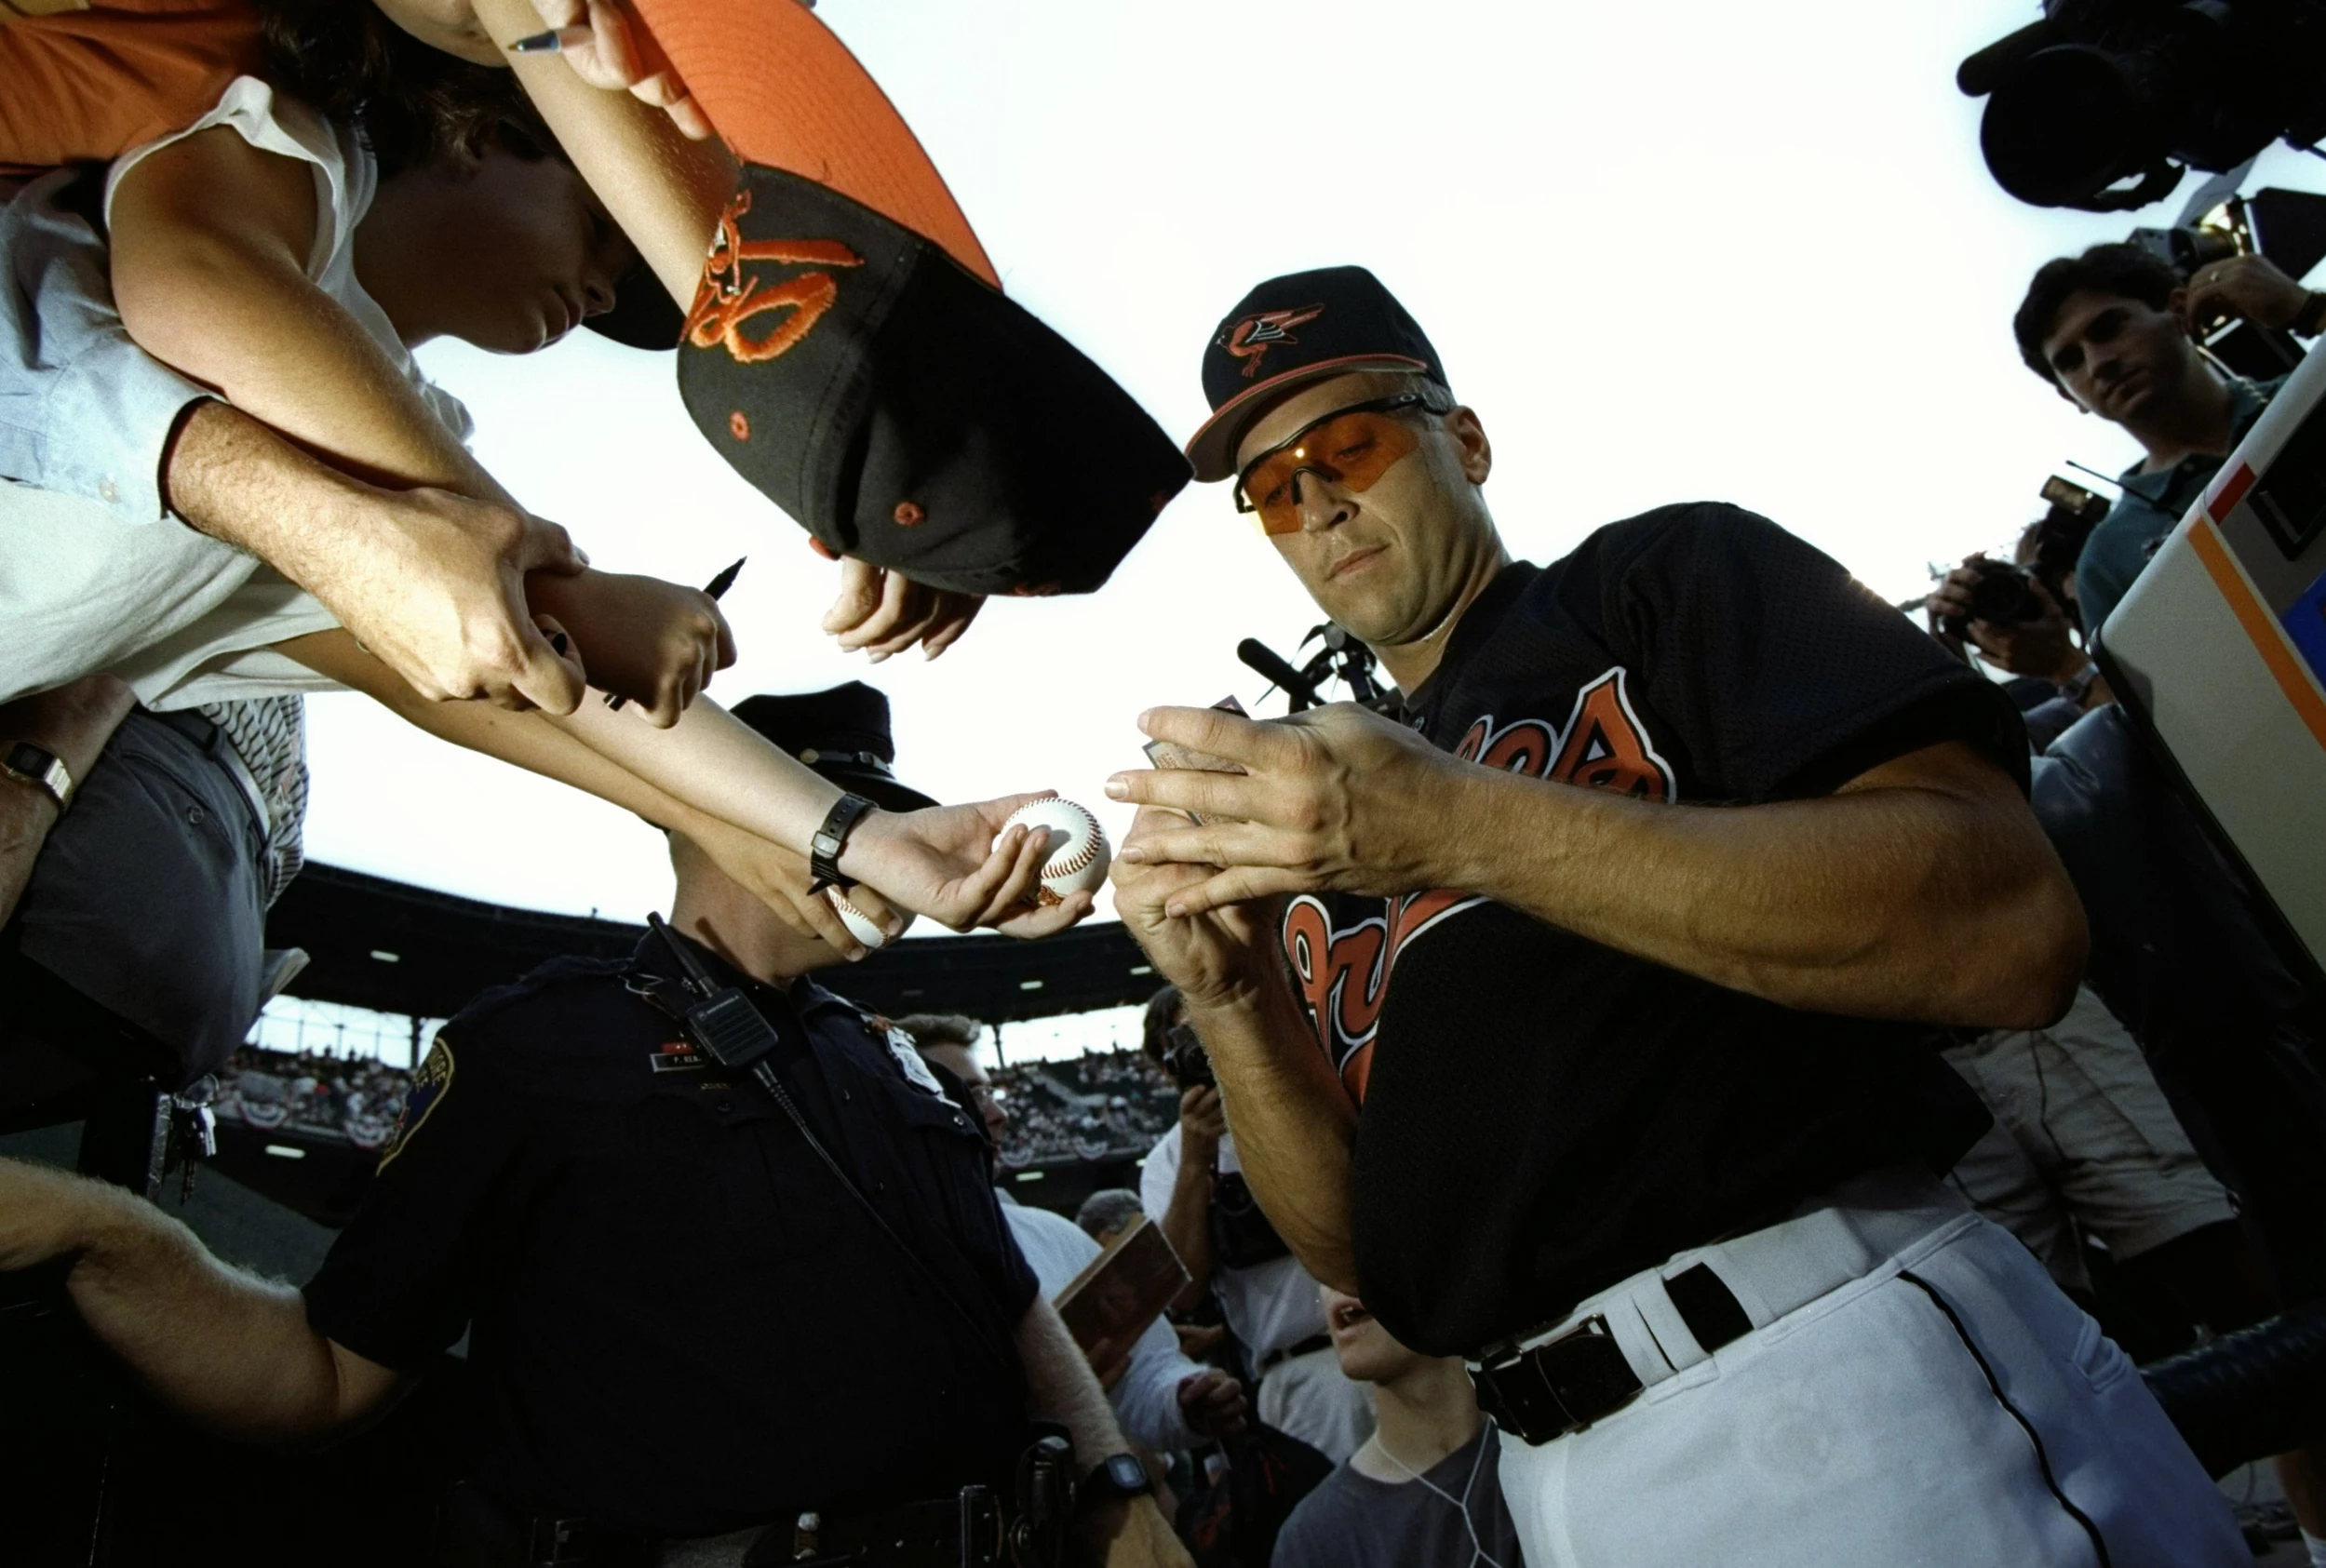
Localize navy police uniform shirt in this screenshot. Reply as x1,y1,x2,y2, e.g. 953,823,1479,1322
1286,504,2015,1358
303,931,1038,1537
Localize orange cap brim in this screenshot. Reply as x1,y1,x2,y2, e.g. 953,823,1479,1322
627,0,997,288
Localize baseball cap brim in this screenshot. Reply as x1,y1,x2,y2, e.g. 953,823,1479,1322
1184,353,1430,484
625,0,996,288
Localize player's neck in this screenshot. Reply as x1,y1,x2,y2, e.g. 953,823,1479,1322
1374,532,1513,693
1360,1358,1483,1481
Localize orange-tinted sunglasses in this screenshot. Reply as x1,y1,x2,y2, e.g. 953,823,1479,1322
1233,393,1449,535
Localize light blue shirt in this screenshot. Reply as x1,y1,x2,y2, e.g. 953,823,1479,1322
0,166,213,524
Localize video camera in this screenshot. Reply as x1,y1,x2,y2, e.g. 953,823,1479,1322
1958,1,2326,212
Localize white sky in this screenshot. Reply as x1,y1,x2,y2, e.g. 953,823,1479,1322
300,0,2326,1055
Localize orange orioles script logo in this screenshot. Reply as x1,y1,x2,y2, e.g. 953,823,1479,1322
1223,304,1324,379
1284,668,1674,1103
686,189,863,365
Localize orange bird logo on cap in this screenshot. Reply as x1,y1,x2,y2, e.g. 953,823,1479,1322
686,190,866,365
1224,304,1325,379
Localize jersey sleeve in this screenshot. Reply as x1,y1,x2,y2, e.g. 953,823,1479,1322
301,1027,518,1371
1610,504,2027,800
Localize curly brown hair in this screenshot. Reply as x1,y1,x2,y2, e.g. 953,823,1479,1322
254,0,549,178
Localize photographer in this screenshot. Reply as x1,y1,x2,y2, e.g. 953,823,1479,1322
1928,499,2108,750
1137,987,1375,1473
2010,242,2321,635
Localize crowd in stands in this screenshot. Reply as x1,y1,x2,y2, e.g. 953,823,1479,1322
213,1044,415,1150
988,1048,1179,1168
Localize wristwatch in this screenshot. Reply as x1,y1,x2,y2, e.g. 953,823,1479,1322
1078,1454,1152,1510
2,740,74,811
806,792,878,895
2294,289,2326,338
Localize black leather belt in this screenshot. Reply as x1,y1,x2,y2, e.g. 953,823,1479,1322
1471,1262,1753,1447
446,1484,1006,1568
1257,1333,1332,1375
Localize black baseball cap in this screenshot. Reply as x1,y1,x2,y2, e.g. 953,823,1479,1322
1186,266,1449,483
587,263,684,351
624,0,1186,597
728,682,936,814
675,168,1190,597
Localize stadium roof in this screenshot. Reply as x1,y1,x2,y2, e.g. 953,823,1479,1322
265,864,1162,1024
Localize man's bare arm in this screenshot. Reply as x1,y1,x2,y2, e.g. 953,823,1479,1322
1114,705,2085,1030
1015,1297,1191,1568
0,1159,397,1440
164,401,586,711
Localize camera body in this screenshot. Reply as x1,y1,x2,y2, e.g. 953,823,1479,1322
1941,561,2047,639
1960,1,2326,211
1163,1023,1216,1092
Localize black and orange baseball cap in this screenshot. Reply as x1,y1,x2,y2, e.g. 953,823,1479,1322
1186,266,1449,483
625,0,1189,596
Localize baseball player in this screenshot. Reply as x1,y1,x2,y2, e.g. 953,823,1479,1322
1106,266,2244,1567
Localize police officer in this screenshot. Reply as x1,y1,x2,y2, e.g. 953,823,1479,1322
0,684,1189,1568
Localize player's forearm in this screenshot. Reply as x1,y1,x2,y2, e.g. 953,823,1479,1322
163,400,408,576
471,0,735,304
1184,984,1359,1293
16,1163,347,1439
1437,744,2084,1027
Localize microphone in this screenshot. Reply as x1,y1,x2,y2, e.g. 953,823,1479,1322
1237,638,1324,710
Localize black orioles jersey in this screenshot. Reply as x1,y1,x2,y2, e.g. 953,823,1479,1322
1285,504,2015,1358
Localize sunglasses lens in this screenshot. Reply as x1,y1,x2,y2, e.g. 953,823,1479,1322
1242,409,1425,534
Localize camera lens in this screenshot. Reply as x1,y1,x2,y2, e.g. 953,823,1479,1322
1982,45,2165,208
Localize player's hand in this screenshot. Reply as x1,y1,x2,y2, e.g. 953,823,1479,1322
1109,811,1275,1012
526,569,734,728
822,557,985,663
1107,704,1459,917
1176,1369,1249,1439
677,813,901,961
518,0,714,139
304,485,590,715
2184,253,2316,333
1927,558,2084,684
840,795,1095,937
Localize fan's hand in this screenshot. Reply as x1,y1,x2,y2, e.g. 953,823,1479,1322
840,795,1093,937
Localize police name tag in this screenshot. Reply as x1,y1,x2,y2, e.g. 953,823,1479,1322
648,1039,707,1074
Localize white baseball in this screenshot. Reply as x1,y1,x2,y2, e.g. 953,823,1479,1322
1004,798,1111,902
829,889,913,949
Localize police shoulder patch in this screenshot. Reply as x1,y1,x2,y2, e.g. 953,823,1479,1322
377,1035,454,1170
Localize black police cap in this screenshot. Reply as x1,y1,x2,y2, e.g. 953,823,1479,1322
728,683,936,814
676,168,1192,598
1186,265,1449,483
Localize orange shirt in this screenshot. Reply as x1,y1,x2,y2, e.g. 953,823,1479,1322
0,0,264,178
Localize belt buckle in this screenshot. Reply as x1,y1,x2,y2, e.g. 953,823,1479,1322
1474,1313,1641,1446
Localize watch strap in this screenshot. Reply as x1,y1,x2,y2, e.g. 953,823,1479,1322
1078,1452,1152,1508
807,792,877,894
2,740,73,810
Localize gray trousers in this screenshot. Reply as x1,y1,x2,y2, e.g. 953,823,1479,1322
8,708,268,1083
